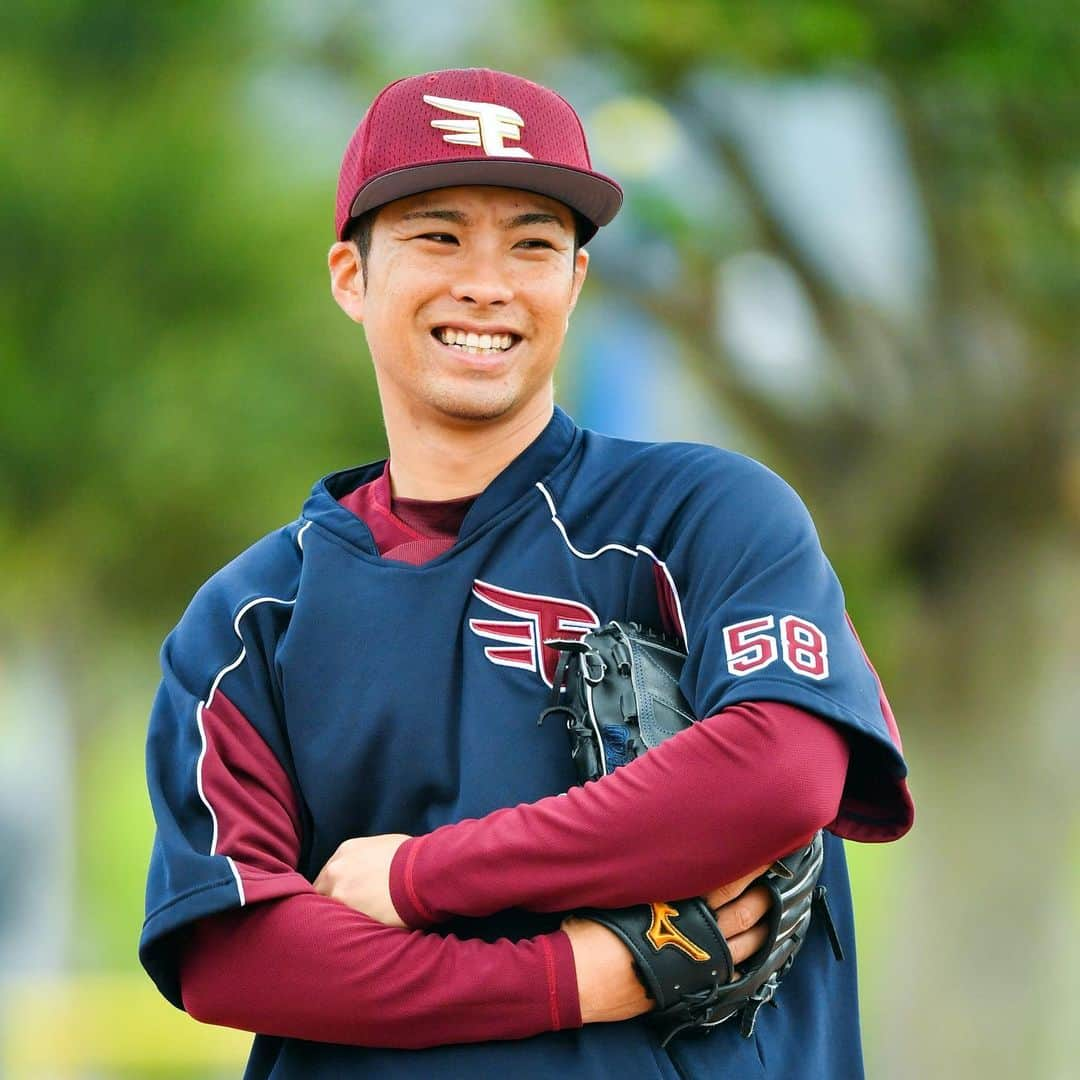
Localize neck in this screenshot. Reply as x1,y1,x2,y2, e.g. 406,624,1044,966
383,397,555,500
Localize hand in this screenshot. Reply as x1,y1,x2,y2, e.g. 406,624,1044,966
564,863,774,1025
313,833,411,927
562,915,652,1024
703,863,773,972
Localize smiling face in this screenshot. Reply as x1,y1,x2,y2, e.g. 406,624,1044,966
330,186,589,433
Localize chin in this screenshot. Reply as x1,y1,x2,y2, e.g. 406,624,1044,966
433,399,518,424
426,384,524,424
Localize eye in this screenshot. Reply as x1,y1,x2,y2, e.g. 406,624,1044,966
515,238,557,250
417,232,459,245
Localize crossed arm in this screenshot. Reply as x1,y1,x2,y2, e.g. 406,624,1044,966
180,700,849,1045
314,835,779,1024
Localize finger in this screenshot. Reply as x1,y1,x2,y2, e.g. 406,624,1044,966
712,883,771,940
312,847,340,896
702,865,771,909
726,921,770,968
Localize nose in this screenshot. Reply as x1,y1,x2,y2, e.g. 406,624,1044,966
450,250,514,307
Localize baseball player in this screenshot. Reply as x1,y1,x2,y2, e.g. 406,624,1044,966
140,68,913,1079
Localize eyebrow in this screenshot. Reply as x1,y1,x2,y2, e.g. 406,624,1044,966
398,209,568,230
505,212,565,229
399,209,468,225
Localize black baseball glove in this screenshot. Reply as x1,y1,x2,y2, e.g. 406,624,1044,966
541,621,842,1044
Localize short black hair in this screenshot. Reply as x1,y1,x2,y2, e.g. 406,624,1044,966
343,203,591,281
343,209,379,279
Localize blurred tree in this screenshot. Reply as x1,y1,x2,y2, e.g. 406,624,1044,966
550,2,1080,1076
0,1,385,634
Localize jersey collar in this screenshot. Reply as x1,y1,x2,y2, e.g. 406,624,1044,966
302,407,580,557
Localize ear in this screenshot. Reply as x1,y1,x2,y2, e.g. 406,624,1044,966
567,247,589,316
329,241,366,324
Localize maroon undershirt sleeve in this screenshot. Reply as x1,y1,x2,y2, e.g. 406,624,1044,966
389,701,850,928
179,690,579,1047
182,896,579,1048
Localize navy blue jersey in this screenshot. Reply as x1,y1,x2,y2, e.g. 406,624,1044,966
141,407,909,1078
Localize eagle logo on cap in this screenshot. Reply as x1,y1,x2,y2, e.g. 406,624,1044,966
423,95,533,159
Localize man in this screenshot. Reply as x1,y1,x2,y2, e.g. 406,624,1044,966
140,68,913,1079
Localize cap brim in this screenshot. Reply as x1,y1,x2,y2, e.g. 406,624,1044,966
346,159,622,242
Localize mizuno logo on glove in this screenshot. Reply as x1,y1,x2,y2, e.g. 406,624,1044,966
646,902,711,962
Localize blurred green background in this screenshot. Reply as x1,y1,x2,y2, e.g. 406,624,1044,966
1,1,1077,1077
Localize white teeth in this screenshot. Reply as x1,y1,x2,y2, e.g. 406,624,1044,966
436,328,517,352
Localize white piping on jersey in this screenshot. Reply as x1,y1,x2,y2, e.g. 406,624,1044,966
534,482,690,645
195,700,246,899
192,523,306,907
226,845,247,906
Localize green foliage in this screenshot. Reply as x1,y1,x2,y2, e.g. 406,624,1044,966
0,2,384,628
555,0,875,76
3,0,1074,630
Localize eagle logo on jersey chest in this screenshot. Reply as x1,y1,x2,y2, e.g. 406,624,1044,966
469,579,599,687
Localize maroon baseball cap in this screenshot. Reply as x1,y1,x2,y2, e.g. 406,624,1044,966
335,68,622,243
